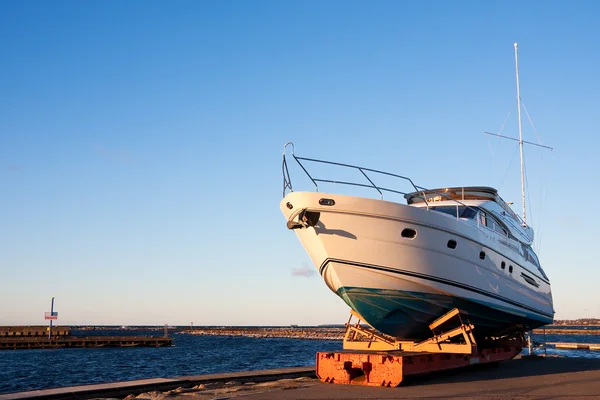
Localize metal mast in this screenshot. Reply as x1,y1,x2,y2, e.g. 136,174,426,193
514,42,526,225
485,43,552,230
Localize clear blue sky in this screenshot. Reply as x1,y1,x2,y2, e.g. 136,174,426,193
1,1,598,326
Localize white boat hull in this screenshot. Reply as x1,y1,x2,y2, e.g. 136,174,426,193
281,191,554,339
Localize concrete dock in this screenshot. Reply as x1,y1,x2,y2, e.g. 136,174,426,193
0,335,173,350
548,342,600,350
2,355,600,399
0,326,70,337
0,326,173,350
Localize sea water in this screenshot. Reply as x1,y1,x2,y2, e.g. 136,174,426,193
0,330,598,394
0,331,341,394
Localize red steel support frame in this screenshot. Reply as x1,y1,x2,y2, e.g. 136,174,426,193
316,308,525,387
316,344,523,387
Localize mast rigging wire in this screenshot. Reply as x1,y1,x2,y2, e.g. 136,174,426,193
498,108,513,135
522,102,545,146
487,108,514,180
498,144,521,191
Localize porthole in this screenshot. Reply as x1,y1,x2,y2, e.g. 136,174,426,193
509,265,513,273
447,240,457,249
401,228,417,239
501,261,506,269
479,251,486,260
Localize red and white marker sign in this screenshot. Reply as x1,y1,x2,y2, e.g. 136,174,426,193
45,312,58,320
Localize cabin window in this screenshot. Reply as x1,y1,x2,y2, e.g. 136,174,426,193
524,246,541,269
509,265,513,273
501,261,505,269
479,212,488,227
523,246,548,280
447,240,457,249
461,207,478,219
493,221,508,236
430,206,478,219
479,251,486,260
478,212,509,237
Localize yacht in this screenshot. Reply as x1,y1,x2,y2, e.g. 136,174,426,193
280,44,553,340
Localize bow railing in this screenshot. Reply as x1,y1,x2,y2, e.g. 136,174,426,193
282,142,430,205
282,142,500,222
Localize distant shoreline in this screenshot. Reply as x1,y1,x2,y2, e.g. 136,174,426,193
2,325,598,341
179,327,344,340
175,326,600,340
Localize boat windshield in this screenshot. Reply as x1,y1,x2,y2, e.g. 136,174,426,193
430,206,478,219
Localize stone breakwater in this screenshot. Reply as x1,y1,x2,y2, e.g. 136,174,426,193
534,328,600,335
179,326,586,340
180,327,345,340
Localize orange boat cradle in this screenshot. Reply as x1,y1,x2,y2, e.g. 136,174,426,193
315,308,526,387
